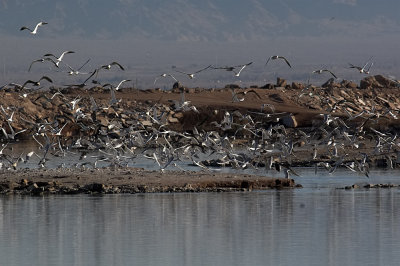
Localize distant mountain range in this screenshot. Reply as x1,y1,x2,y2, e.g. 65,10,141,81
1,0,399,41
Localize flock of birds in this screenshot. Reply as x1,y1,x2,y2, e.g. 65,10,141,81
0,20,398,179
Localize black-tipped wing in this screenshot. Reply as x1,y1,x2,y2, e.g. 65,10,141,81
39,76,53,83
194,65,212,74
109,62,125,70
20,26,32,32
279,56,292,68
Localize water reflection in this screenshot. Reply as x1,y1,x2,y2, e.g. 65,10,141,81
0,189,399,266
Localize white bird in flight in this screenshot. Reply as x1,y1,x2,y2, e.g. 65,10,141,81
103,79,131,91
312,69,338,79
265,55,292,68
44,51,75,67
213,62,253,77
233,62,253,77
154,73,178,85
174,65,212,79
20,21,48,35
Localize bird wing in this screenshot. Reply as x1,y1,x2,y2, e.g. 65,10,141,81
279,56,292,68
174,69,189,75
59,51,75,61
168,74,178,81
20,26,32,32
326,70,337,79
28,59,43,72
116,79,131,90
43,53,56,58
110,62,125,70
33,22,46,32
154,76,162,85
265,57,272,66
83,69,98,84
348,63,361,70
21,80,35,89
245,89,262,99
40,76,53,83
194,65,212,74
77,58,90,71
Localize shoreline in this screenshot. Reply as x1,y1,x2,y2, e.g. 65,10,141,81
0,168,297,195
0,76,399,195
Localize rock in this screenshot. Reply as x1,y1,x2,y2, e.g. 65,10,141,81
341,80,358,89
291,82,304,90
173,112,184,119
225,84,240,89
140,120,153,127
375,158,388,168
83,183,106,193
374,75,397,87
168,116,179,123
321,78,336,88
268,94,284,103
360,75,386,89
276,77,287,87
281,114,298,128
261,83,274,89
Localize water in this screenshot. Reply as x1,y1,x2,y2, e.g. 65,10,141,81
1,172,400,266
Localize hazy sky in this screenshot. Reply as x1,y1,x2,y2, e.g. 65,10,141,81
1,0,399,88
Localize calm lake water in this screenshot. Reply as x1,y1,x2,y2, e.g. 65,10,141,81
1,170,400,266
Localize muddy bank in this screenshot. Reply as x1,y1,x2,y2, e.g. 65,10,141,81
0,168,297,195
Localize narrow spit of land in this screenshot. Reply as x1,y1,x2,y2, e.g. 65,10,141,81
0,168,296,195
0,75,399,194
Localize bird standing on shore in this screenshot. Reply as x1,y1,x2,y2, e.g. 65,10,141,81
20,22,48,35
265,55,292,68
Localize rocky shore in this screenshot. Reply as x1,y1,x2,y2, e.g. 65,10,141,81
0,168,296,195
0,75,400,194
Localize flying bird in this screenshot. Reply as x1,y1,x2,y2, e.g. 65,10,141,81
349,62,373,74
154,73,178,85
100,61,125,71
231,88,262,102
21,76,53,90
233,62,253,77
349,56,373,74
20,21,48,35
64,59,91,75
103,79,132,91
213,62,253,77
174,65,212,79
312,69,338,79
44,51,75,67
94,62,125,80
265,55,292,68
28,57,59,72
